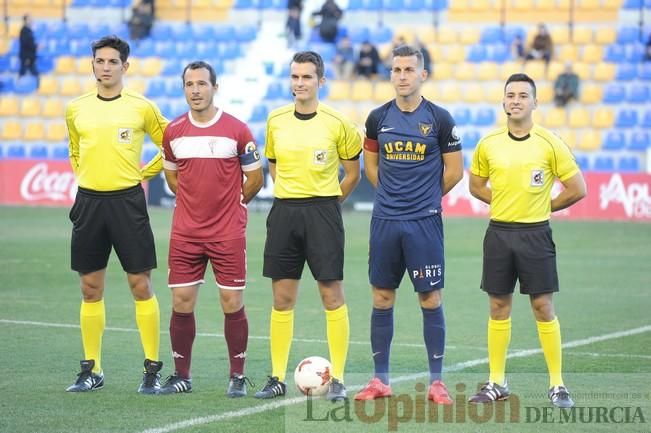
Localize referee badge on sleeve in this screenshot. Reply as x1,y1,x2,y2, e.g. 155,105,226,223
531,170,544,186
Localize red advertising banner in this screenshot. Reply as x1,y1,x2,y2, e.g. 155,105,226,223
1,160,650,222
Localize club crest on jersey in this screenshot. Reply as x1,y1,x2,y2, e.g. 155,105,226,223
118,128,133,144
419,123,432,137
531,169,544,186
313,150,327,165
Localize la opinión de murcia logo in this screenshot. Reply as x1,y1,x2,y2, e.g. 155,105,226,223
600,174,651,219
20,163,77,201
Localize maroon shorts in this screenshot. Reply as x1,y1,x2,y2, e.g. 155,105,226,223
168,237,246,290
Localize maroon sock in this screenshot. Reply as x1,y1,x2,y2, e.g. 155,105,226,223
169,310,195,379
224,306,248,376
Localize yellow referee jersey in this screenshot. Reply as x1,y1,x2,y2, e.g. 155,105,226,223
265,103,362,199
470,124,579,223
66,88,168,191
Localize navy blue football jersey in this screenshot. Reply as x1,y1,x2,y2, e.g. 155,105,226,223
364,98,461,220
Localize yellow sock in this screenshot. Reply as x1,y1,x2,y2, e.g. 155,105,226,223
80,299,105,374
135,296,160,361
270,308,294,382
326,304,349,382
537,317,564,387
488,317,511,386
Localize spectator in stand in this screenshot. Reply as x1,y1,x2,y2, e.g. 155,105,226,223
286,0,303,48
312,0,343,44
525,23,553,69
643,33,651,62
356,40,381,79
512,34,525,61
553,63,579,107
128,0,154,42
18,14,39,86
334,36,355,80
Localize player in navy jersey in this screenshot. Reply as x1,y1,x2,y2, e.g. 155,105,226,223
159,61,263,396
355,45,464,403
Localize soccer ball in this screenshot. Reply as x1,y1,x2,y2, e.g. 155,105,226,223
294,356,332,396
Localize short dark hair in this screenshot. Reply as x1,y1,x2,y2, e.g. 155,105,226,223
92,35,130,63
291,51,325,79
392,44,425,69
182,61,217,86
505,73,537,98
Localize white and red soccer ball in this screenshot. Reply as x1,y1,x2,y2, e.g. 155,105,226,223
294,356,332,396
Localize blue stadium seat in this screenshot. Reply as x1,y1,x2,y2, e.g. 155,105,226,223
488,44,511,62
615,109,638,128
249,104,269,123
503,26,525,44
405,0,425,10
616,64,637,81
235,25,257,42
165,81,182,98
639,63,651,81
14,76,38,94
0,75,14,92
145,80,166,98
51,146,69,160
473,107,496,126
618,156,640,172
264,82,284,100
616,27,639,44
347,0,364,9
623,0,641,8
234,0,253,8
626,44,645,62
87,24,111,41
384,0,404,11
349,27,370,44
574,155,589,171
604,44,626,63
431,0,449,10
219,43,241,60
156,101,173,119
480,26,503,44
172,26,193,41
141,148,159,163
628,84,650,104
0,56,11,74
467,45,487,62
602,83,626,104
453,108,471,126
36,55,54,73
641,109,651,128
370,27,392,44
628,131,650,151
132,40,155,57
602,130,626,151
462,130,481,149
366,0,382,9
7,145,26,159
254,128,266,146
593,156,615,172
29,146,48,159
162,58,182,76
151,24,173,41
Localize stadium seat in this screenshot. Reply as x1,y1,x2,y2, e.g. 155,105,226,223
602,83,626,104
573,27,593,44
480,26,503,44
618,156,641,172
461,129,481,149
14,76,38,94
55,56,76,74
421,81,439,100
627,85,650,104
432,62,453,80
581,45,603,63
453,107,472,126
593,108,615,128
558,129,576,149
1,121,22,141
6,144,26,158
593,63,616,81
455,62,475,80
476,62,500,81
42,99,65,118
140,58,163,77
473,107,496,126
604,44,626,63
249,104,269,123
580,83,603,104
577,130,602,151
444,45,465,64
536,83,553,104
568,108,590,128
523,62,545,81
616,64,637,81
574,155,589,171
558,45,579,62
641,110,651,128
544,108,567,129
466,46,487,63
51,146,69,160
46,123,68,142
370,27,393,44
615,109,638,128
327,81,349,101
628,131,650,151
24,122,45,141
550,27,570,45
594,28,617,45
488,44,511,63
592,156,615,171
639,63,651,81
459,28,481,45
374,81,394,102
0,96,19,116
616,27,639,44
438,82,459,103
29,145,48,158
60,78,82,96
602,130,626,151
20,97,41,117
462,83,484,103
351,81,373,101
38,76,59,96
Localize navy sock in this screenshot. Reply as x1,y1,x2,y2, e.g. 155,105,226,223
370,307,393,385
422,305,445,383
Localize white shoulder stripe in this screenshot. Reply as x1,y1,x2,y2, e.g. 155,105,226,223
170,136,238,159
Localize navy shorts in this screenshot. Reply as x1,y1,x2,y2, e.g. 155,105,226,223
369,215,444,292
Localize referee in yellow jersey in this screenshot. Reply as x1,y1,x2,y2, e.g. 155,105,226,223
255,51,362,401
65,35,168,394
468,73,586,408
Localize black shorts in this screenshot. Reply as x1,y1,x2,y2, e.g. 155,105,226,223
69,184,157,274
263,197,344,281
481,220,558,295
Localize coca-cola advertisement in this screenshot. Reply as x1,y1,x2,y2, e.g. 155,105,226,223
0,160,77,206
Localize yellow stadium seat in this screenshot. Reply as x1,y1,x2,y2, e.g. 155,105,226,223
523,61,545,81
469,0,492,11
546,61,564,79
568,107,590,128
535,0,555,9
127,78,147,95
557,129,577,149
438,82,459,103
55,56,76,74
1,121,22,140
444,45,465,64
427,44,444,63
557,45,579,62
0,96,20,116
476,62,500,81
455,62,475,81
436,26,457,44
500,61,523,78
550,27,570,45
512,0,535,10
38,76,59,96
327,81,350,101
462,83,484,103
577,130,601,151
578,0,600,10
127,58,141,75
544,108,567,128
536,83,553,104
351,80,373,101
0,39,9,55
421,81,438,101
373,81,394,102
46,122,68,142
83,79,97,93
579,83,602,104
24,122,45,141
418,27,437,45
593,63,615,81
448,0,470,12
42,98,65,118
20,97,42,117
141,58,163,77
581,45,603,63
594,28,616,45
602,0,623,9
76,57,93,75
60,78,82,96
592,108,614,129
458,28,481,45
573,27,593,44
393,27,416,45
432,62,453,80
486,84,504,104
572,62,591,80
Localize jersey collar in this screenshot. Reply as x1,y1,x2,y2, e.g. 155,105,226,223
188,107,223,128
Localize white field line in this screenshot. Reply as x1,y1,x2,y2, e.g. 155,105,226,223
137,324,651,433
565,351,651,360
0,319,484,350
